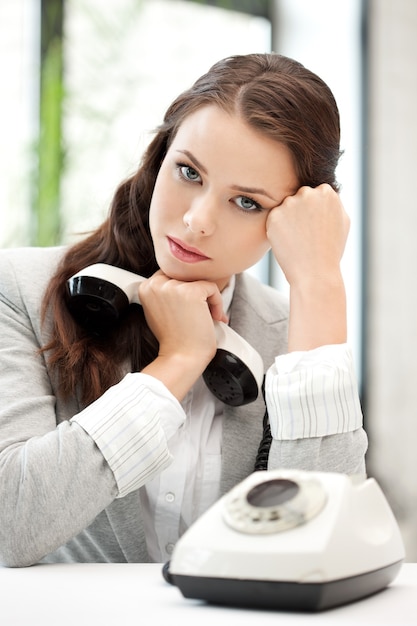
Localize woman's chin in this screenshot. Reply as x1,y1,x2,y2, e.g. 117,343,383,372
157,259,205,282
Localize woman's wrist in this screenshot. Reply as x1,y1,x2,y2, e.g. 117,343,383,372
141,352,211,401
287,274,347,352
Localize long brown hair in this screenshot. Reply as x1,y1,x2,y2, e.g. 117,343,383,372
42,53,342,405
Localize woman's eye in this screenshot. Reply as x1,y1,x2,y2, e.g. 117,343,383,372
235,196,262,212
179,165,201,182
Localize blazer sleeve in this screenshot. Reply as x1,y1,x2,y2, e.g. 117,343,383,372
265,344,368,476
0,250,179,567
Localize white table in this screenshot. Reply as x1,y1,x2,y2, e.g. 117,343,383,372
0,563,416,625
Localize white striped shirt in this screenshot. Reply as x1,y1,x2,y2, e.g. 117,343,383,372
265,344,362,440
71,283,362,561
71,372,184,498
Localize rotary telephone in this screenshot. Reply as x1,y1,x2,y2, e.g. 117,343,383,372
163,468,405,611
66,264,264,406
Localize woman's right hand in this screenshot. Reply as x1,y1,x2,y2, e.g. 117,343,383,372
138,271,227,400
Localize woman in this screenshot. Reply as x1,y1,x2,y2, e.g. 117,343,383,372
0,53,366,567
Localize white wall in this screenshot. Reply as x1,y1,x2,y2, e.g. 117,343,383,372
366,0,417,562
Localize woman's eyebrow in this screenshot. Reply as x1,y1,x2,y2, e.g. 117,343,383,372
230,184,277,202
176,150,208,174
176,149,278,202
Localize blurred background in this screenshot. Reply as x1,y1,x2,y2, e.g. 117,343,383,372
1,0,416,560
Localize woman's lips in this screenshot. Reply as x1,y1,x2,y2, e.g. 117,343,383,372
167,236,210,263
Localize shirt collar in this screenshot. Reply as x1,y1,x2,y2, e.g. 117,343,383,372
221,274,235,316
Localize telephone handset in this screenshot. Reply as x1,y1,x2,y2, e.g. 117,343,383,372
66,264,264,406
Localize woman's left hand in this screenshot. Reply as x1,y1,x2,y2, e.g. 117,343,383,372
266,184,350,351
266,183,350,289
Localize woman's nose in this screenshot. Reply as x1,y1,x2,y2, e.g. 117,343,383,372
183,193,217,236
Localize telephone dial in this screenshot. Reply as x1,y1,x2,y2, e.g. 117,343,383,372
66,264,264,406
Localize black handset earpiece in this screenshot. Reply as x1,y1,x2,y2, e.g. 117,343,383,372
66,264,264,406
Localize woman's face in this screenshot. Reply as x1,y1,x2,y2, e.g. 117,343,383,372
149,105,298,291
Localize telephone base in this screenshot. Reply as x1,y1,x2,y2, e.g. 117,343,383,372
169,560,403,612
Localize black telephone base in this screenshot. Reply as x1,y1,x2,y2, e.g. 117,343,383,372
169,560,403,612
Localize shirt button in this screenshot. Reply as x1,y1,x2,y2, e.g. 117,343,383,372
166,543,175,555
165,492,175,503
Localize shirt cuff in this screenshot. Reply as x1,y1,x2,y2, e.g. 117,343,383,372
71,373,185,498
265,344,363,440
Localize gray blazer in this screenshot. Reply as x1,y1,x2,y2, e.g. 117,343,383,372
0,247,367,566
